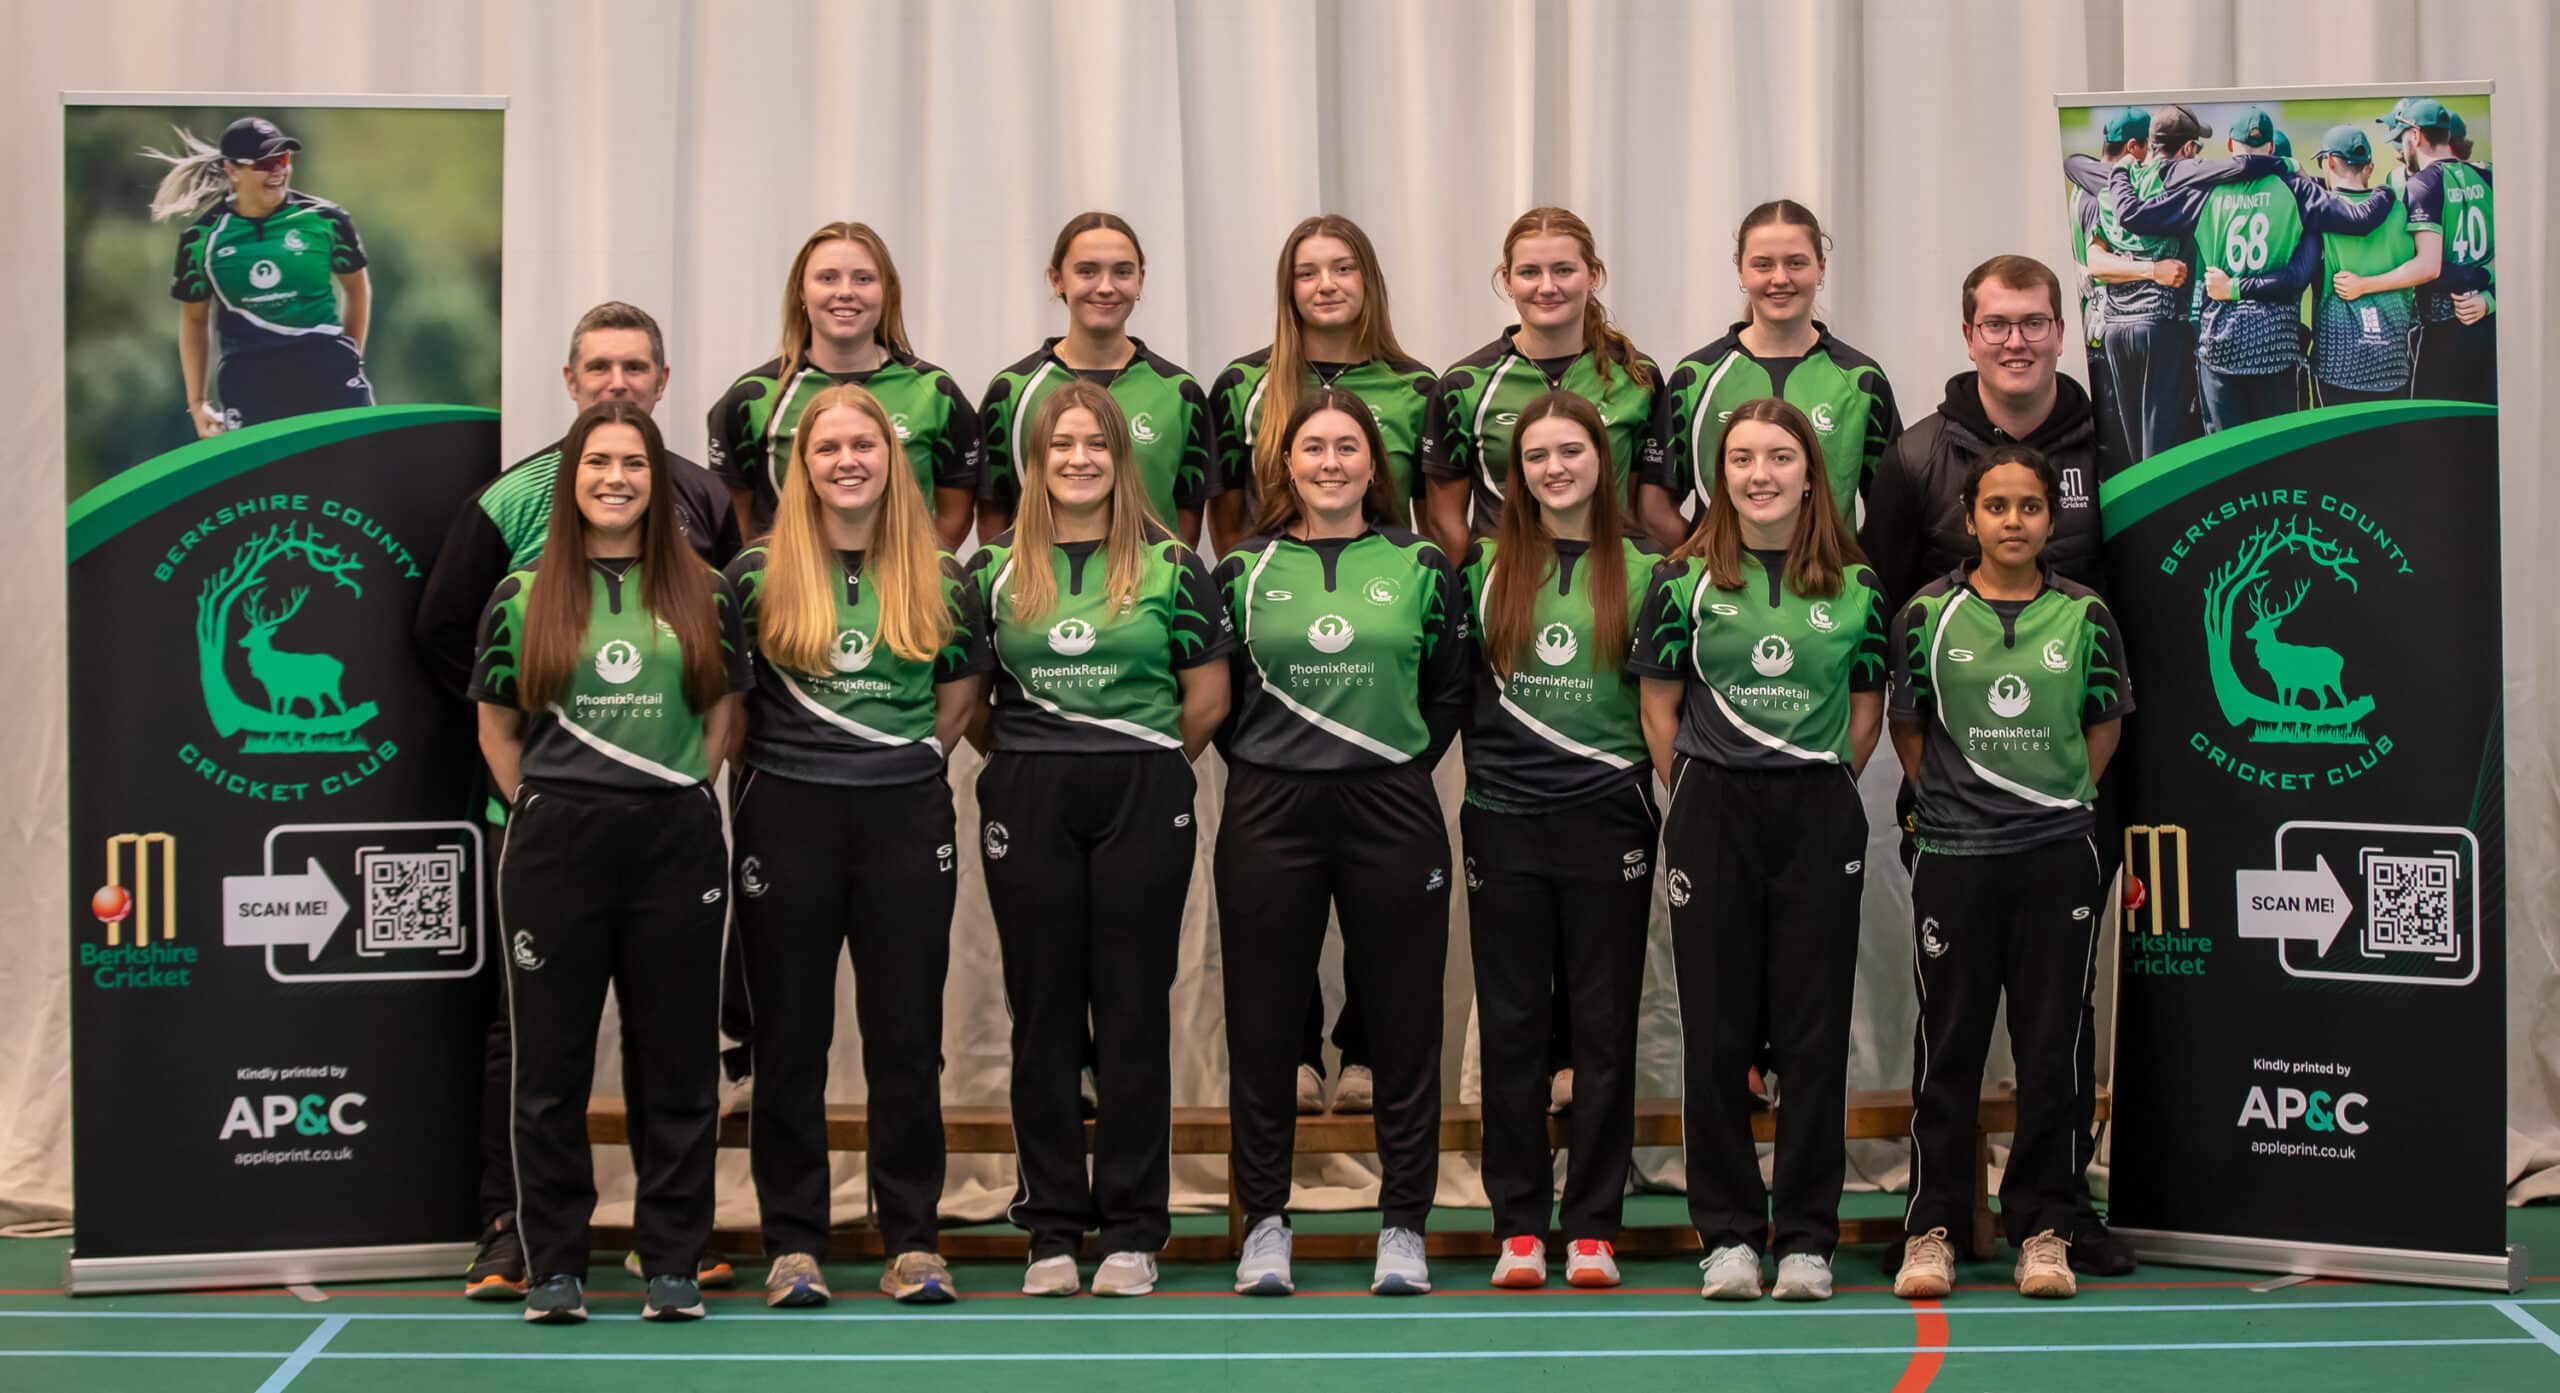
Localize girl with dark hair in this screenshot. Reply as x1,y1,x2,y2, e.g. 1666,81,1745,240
1462,391,1657,1290
469,402,751,1326
977,212,1215,546
1638,200,1900,547
1631,397,1887,1304
1214,387,1469,1299
1885,444,2133,1304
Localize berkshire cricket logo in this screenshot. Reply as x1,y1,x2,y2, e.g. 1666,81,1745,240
193,523,378,754
96,832,177,946
2201,517,2373,746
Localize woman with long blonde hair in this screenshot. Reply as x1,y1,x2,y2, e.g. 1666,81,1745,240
707,221,980,545
722,384,990,1310
964,379,1231,1300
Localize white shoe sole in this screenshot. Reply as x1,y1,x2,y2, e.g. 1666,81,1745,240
1371,1272,1431,1295
1236,1271,1294,1295
1771,1280,1832,1301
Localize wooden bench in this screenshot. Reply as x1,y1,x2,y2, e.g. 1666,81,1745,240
588,1086,2107,1262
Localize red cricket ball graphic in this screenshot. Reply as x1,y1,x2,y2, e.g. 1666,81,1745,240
91,884,132,926
2124,872,2149,915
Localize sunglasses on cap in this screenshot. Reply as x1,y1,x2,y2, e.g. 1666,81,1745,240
229,153,291,173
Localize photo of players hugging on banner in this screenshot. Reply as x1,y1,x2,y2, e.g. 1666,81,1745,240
2061,95,2493,466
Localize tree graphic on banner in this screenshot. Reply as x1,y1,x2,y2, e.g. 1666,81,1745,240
192,521,379,752
2199,516,2373,745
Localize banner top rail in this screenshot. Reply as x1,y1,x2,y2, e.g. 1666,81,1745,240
2056,79,2491,107
63,91,506,109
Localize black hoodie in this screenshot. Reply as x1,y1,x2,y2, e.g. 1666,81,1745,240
1858,372,2103,610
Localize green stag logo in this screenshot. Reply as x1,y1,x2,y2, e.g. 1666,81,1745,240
2200,516,2371,745
195,522,378,753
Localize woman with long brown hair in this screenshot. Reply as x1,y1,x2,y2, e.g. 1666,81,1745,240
976,211,1214,546
1459,391,1657,1290
1421,206,1657,559
469,401,751,1326
1212,388,1468,1299
707,221,980,545
1629,398,1886,1304
723,384,991,1310
965,379,1231,1299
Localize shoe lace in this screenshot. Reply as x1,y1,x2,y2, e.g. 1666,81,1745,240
1908,1227,1954,1263
2024,1229,2072,1265
1379,1227,1425,1263
1700,1244,1752,1273
1244,1220,1291,1262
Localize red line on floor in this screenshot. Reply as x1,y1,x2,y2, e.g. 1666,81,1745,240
1890,1299,1948,1392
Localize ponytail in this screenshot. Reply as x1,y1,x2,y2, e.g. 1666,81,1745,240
140,127,229,223
1497,206,1653,388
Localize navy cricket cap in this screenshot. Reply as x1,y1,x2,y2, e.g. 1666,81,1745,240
219,116,301,161
2228,107,2276,146
2313,125,2372,165
2102,108,2150,143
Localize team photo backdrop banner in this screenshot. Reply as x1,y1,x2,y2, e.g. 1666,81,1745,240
62,93,503,1293
2057,84,2513,1289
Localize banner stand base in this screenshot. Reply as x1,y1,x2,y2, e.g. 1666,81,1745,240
2116,1227,2527,1293
65,1240,475,1296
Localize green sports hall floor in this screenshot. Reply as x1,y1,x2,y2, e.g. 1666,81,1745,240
8,1195,2558,1392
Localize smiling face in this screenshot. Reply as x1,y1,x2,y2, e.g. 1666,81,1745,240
801,404,889,518
1964,275,2062,399
1720,418,1811,541
1043,405,1117,512
1738,222,1821,327
574,422,653,542
1287,407,1375,524
564,327,668,414
1517,414,1601,519
1050,229,1145,334
802,238,883,350
1503,232,1593,336
224,152,291,207
1291,233,1366,334
1965,461,2054,568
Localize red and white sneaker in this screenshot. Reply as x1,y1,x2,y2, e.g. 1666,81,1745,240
1489,1235,1547,1288
1565,1239,1621,1288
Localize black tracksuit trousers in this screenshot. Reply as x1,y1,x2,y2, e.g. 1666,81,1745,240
1903,834,2104,1245
1668,757,1868,1257
1219,759,1451,1231
732,769,956,1259
978,749,1198,1259
1463,782,1656,1241
500,780,727,1281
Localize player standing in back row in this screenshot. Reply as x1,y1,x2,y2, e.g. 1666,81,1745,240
2379,98,2497,403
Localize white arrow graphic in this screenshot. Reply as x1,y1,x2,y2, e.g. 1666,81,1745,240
222,858,350,962
2234,855,2353,955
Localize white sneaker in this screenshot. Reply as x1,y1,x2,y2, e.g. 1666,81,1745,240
1772,1252,1834,1301
1894,1227,1955,1300
1021,1254,1079,1297
1332,1064,1375,1114
1295,1063,1326,1115
2015,1229,2077,1299
1564,1238,1621,1288
1235,1214,1294,1295
1371,1226,1430,1295
1489,1235,1546,1288
1699,1243,1763,1300
1092,1251,1157,1297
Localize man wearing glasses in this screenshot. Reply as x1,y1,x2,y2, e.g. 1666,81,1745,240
1859,254,2134,1280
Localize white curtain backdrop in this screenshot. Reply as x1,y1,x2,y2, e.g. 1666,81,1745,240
4,0,2553,1232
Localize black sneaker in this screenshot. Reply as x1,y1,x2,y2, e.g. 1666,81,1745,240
522,1273,586,1324
2069,1216,2137,1276
643,1273,706,1321
463,1214,527,1301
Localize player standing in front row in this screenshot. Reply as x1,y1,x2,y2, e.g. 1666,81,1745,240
148,116,373,436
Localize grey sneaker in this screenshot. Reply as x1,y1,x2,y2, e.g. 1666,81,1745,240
1332,1064,1375,1114
1772,1252,1834,1301
881,1250,956,1304
1699,1243,1763,1300
522,1272,585,1324
1371,1226,1430,1295
765,1252,830,1309
1022,1253,1079,1297
1235,1214,1295,1295
642,1273,704,1321
1093,1251,1158,1297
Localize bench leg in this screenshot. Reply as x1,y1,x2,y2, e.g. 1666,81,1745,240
1969,1129,2000,1261
1227,1166,1246,1260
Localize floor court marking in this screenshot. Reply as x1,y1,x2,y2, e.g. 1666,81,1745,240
3,1295,2553,1324
1891,1300,1947,1393
2494,1301,2560,1357
251,1314,346,1393
0,1337,2541,1364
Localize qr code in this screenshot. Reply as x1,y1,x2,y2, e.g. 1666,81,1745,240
357,846,466,955
2360,850,2458,960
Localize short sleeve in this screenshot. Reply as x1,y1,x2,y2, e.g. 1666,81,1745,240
2082,597,2135,725
929,373,983,494
1637,361,1692,492
170,217,213,303
1887,599,1932,723
2402,168,2445,231
466,574,526,707
1850,579,1889,694
713,572,754,694
1170,546,1235,669
321,204,368,274
976,379,1022,509
1175,376,1216,512
1207,362,1252,496
935,554,995,682
1419,370,1470,482
705,378,760,496
1625,560,1690,681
